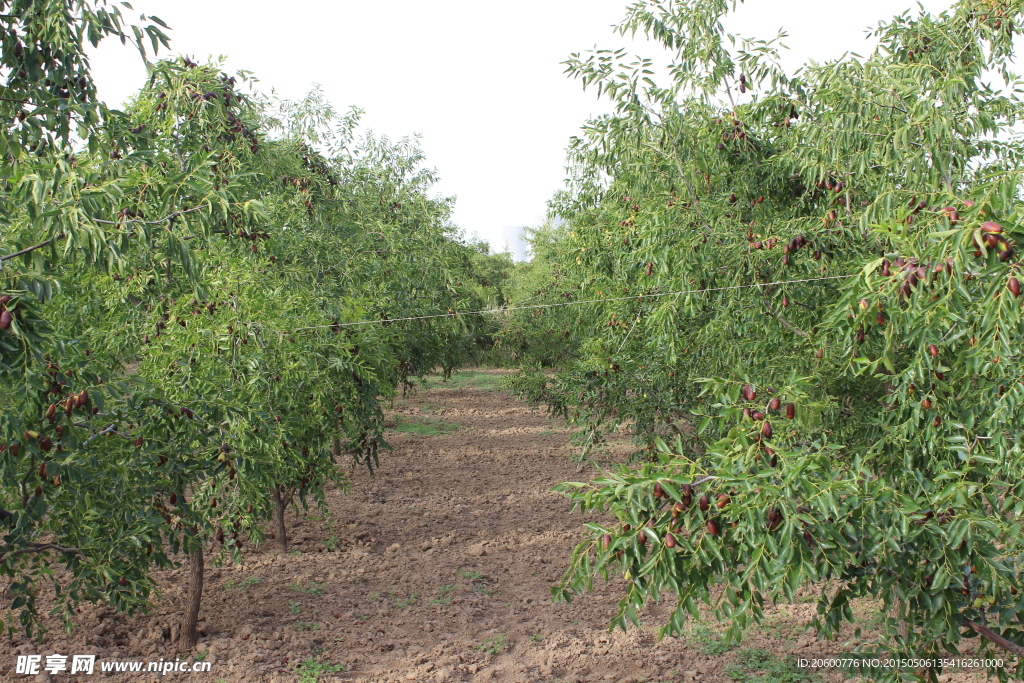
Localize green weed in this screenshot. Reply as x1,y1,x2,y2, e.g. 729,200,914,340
725,648,811,683
432,584,458,605
392,592,418,608
293,657,345,682
223,576,260,590
475,632,507,655
287,581,325,596
389,416,461,436
425,370,504,391
686,622,730,656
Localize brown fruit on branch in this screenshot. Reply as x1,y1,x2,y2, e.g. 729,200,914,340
922,398,932,409
681,483,692,497
933,416,942,427
742,384,756,401
39,463,46,478
699,495,710,512
46,404,56,421
785,403,795,419
653,482,664,499
981,221,1003,234
34,485,42,497
169,492,178,506
1010,277,1021,297
0,309,11,330
716,494,730,509
133,437,144,447
768,396,781,412
752,411,765,421
39,437,52,452
761,421,773,439
602,533,612,550
706,519,721,536
665,532,676,548
119,578,128,587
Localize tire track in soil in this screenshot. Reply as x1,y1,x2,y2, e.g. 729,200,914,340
10,370,989,683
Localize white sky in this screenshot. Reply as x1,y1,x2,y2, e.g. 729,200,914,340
89,0,956,259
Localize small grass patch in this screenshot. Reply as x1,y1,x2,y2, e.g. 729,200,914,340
288,600,302,614
287,580,325,596
223,576,260,590
389,416,461,436
432,584,459,605
293,656,344,682
474,632,507,655
293,620,319,632
424,370,505,392
686,622,730,656
725,648,811,683
391,592,418,609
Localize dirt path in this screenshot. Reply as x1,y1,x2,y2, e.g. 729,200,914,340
11,370,989,683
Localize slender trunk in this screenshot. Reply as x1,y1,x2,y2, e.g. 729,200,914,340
179,538,204,651
331,431,342,463
272,485,288,552
887,596,909,639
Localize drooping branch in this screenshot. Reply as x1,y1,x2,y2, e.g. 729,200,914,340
0,204,210,265
760,295,811,338
0,542,85,563
962,619,1024,657
91,203,210,226
0,233,66,263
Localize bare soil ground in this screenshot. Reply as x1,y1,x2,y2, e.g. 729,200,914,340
9,370,992,683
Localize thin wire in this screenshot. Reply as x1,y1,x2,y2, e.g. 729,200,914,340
290,273,856,332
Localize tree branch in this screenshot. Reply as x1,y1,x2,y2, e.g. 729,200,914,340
962,618,1024,657
761,295,811,338
0,233,65,263
91,203,210,226
0,542,85,563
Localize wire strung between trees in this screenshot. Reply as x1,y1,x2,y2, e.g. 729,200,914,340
290,273,857,332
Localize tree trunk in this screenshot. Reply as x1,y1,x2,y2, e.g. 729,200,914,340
887,596,909,639
178,539,204,651
272,485,288,552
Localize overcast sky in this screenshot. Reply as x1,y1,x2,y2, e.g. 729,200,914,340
89,0,956,259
